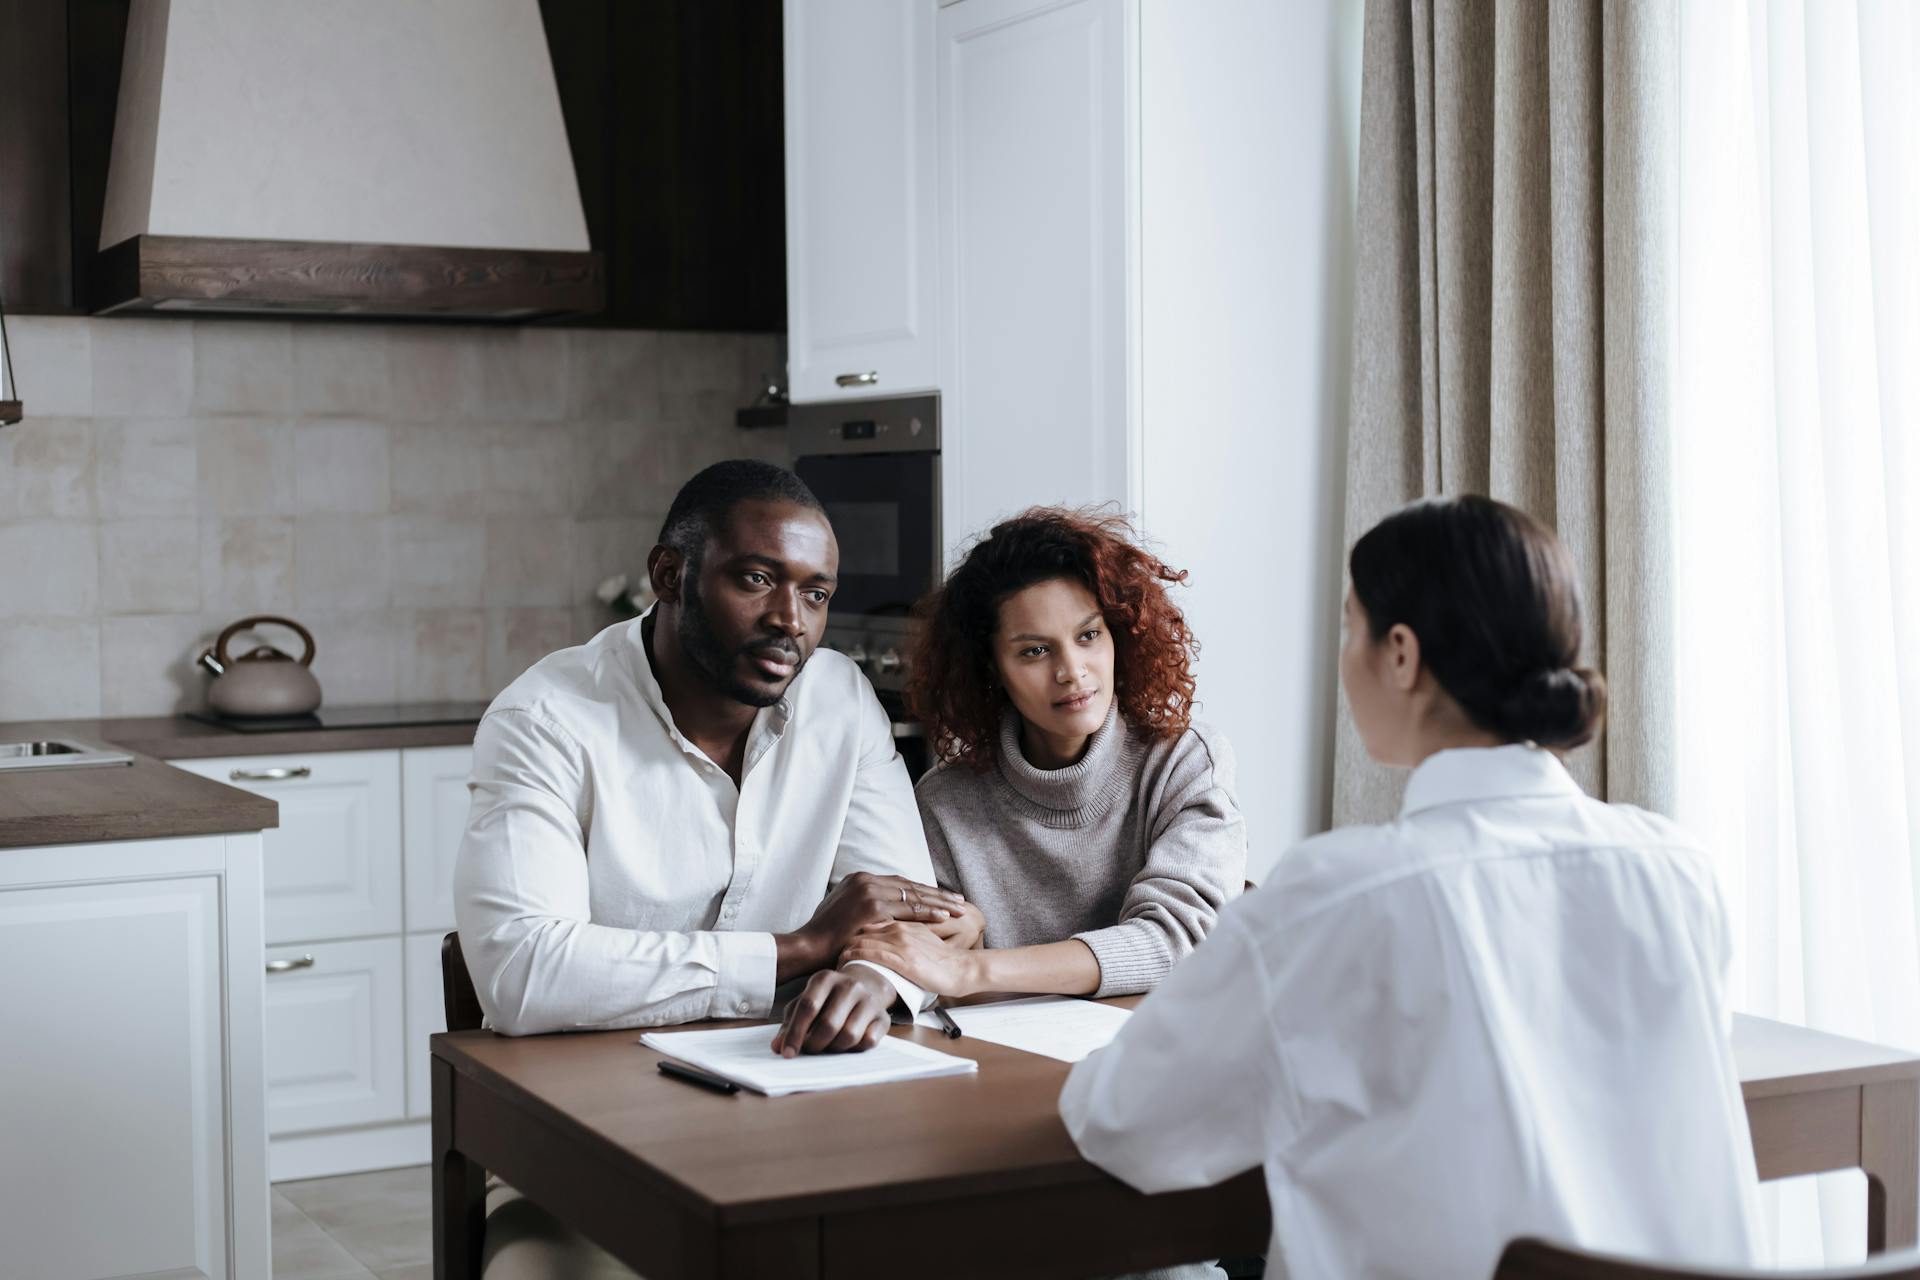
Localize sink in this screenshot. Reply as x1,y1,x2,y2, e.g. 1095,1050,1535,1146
0,740,136,771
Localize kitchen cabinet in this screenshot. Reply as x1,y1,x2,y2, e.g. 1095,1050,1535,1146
935,0,1135,537
174,750,402,945
0,0,128,314
405,931,450,1120
402,744,476,935
808,0,1353,880
541,0,786,332
262,936,407,1136
167,742,475,1180
782,0,939,401
0,833,269,1279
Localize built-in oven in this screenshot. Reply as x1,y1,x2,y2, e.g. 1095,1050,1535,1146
790,393,940,778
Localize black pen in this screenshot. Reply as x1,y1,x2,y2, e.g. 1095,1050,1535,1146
932,1006,964,1039
657,1059,739,1094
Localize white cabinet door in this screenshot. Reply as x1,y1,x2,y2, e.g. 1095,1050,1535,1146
263,936,406,1135
174,750,403,943
0,874,232,1279
937,0,1135,546
785,0,939,402
405,932,450,1119
402,744,475,935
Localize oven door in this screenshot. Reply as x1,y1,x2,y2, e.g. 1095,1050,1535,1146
795,451,939,619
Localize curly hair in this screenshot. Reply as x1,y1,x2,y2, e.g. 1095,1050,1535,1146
906,506,1198,771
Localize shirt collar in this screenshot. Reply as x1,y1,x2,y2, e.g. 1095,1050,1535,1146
1399,743,1583,818
629,609,795,760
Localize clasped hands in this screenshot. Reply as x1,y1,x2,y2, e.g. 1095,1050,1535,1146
770,871,989,1057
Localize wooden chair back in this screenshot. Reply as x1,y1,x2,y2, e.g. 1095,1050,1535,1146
1495,1239,1920,1280
441,931,485,1033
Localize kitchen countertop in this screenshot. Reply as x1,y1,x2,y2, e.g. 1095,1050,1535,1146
0,705,485,850
98,703,487,759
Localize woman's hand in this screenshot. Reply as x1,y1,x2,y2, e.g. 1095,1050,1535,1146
840,921,984,998
926,898,987,950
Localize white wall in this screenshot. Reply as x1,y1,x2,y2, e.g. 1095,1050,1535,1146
1138,0,1363,880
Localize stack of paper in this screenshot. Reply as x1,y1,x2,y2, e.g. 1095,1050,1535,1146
916,995,1133,1062
640,1024,977,1097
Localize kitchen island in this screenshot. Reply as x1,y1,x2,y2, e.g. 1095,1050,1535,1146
0,708,486,853
0,719,282,1278
0,722,279,849
1,706,490,1194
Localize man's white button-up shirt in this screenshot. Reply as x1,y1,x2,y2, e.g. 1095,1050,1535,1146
454,613,932,1036
1061,744,1763,1279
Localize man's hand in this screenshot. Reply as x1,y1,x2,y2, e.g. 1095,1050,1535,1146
769,965,897,1056
840,920,985,998
777,871,967,983
926,898,987,949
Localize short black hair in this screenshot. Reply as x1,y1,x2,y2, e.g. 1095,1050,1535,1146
658,460,824,568
1349,495,1607,750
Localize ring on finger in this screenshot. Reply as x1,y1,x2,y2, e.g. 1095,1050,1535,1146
900,886,908,904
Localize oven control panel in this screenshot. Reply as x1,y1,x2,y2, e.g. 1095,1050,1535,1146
820,616,917,696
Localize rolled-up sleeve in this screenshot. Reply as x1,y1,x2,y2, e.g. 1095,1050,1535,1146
453,707,778,1034
1074,729,1246,997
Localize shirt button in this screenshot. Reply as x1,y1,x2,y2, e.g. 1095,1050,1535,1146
737,1000,751,1014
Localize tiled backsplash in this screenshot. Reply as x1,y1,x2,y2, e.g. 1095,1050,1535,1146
0,317,787,719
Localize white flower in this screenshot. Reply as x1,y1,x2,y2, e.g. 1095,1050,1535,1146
595,574,629,605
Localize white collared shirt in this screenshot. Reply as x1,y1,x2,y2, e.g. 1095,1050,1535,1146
453,614,931,1035
1060,744,1763,1279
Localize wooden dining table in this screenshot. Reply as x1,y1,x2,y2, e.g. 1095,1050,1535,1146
432,1004,1920,1279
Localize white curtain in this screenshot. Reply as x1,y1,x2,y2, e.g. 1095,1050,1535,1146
1674,0,1920,1264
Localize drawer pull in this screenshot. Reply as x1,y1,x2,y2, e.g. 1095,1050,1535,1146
266,955,315,974
835,371,880,387
231,766,311,782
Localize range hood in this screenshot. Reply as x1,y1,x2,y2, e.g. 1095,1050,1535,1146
94,0,602,321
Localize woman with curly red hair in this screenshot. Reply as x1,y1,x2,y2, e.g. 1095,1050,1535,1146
841,507,1246,1001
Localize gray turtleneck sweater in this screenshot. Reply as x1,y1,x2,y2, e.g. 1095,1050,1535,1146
913,707,1246,997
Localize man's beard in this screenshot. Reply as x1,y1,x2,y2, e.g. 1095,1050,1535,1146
676,575,807,708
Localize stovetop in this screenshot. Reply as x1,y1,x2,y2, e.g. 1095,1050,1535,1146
182,701,492,734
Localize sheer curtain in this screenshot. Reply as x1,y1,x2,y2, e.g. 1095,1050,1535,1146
1674,0,1920,1264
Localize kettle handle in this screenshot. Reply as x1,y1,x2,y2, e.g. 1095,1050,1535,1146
215,616,317,668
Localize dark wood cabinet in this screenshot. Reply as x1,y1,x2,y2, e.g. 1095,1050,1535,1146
0,1,784,331
0,0,125,316
542,0,786,332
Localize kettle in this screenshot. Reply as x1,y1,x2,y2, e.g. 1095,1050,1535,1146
197,615,323,717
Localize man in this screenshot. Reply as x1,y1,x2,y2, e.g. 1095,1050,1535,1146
455,459,968,1051
455,460,971,1277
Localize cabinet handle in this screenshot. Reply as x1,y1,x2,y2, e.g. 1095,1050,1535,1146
835,371,880,387
231,766,311,782
265,955,315,974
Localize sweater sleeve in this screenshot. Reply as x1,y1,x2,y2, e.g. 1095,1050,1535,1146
1073,726,1247,997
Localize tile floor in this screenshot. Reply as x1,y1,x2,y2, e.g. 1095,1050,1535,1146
273,1165,435,1280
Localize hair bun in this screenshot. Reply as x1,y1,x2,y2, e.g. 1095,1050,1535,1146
1494,666,1607,749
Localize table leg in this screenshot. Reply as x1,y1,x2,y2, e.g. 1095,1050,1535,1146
1862,1078,1919,1253
721,1219,821,1280
434,1055,487,1280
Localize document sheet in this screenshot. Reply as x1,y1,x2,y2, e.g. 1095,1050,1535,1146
640,1024,978,1096
916,995,1133,1062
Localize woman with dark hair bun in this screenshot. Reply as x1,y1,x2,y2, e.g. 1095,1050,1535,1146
1059,496,1762,1280
840,506,1246,1006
